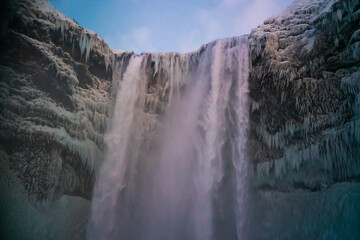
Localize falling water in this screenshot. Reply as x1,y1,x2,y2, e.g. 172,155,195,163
88,55,146,239
89,36,250,240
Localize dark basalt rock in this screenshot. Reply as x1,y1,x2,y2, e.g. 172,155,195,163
248,0,360,189
0,0,113,202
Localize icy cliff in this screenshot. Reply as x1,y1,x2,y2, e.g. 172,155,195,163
0,0,114,202
248,0,360,190
0,0,359,239
246,0,360,238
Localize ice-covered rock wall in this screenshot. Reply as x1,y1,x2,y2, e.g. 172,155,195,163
248,0,360,190
245,1,360,238
0,0,114,202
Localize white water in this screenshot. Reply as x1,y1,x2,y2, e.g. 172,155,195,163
89,36,250,240
89,55,145,239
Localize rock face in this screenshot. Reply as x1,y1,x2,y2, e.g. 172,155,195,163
245,1,360,237
248,0,360,190
0,0,113,202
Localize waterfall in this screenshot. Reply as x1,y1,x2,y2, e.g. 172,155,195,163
88,36,250,240
89,55,146,239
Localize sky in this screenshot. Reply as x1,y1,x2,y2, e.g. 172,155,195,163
49,0,294,53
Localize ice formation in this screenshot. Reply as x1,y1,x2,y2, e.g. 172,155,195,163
248,0,360,193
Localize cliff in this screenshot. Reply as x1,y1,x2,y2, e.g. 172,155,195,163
0,0,359,238
0,0,114,202
248,0,360,190
246,0,360,237
1,0,359,202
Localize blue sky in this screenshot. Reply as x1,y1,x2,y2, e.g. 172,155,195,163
49,0,294,53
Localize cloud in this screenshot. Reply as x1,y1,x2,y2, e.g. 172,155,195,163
178,9,224,53
198,9,222,40
178,0,293,52
100,0,293,53
232,0,281,34
179,29,202,53
132,27,152,49
108,26,155,53
221,0,244,7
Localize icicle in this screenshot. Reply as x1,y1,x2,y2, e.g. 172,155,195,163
256,116,360,186
79,31,94,62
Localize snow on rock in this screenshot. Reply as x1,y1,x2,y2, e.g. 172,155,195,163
0,0,116,202
248,0,360,190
